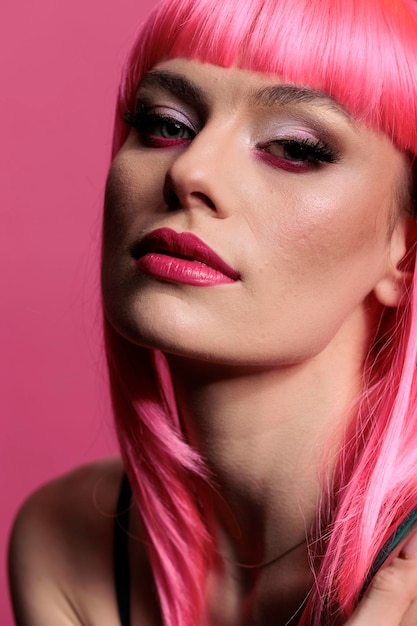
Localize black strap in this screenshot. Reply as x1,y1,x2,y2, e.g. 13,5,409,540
360,506,417,599
113,473,417,620
113,473,132,626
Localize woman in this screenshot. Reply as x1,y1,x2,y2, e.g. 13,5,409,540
8,0,417,624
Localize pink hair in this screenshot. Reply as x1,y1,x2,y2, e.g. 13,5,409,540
104,0,417,624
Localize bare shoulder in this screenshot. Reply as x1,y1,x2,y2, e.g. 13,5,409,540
8,457,124,626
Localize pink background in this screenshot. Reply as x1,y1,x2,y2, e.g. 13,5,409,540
1,0,157,623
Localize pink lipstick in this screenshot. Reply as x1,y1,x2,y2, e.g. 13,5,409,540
134,228,239,286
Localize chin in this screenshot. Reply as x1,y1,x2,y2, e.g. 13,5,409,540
105,313,321,372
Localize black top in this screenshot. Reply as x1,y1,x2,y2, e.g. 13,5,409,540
360,505,417,596
113,473,132,626
113,475,417,626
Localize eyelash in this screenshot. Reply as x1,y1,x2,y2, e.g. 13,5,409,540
123,108,340,171
123,108,195,147
257,138,341,172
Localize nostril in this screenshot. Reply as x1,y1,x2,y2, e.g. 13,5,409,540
163,170,217,211
198,192,215,210
165,188,216,212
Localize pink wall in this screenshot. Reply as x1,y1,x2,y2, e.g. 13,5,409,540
1,0,157,622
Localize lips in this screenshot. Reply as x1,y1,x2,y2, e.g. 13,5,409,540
133,227,240,282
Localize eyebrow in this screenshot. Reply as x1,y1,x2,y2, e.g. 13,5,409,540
251,84,351,120
137,70,351,121
138,71,207,108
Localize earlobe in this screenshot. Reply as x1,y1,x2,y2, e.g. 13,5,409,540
373,213,415,308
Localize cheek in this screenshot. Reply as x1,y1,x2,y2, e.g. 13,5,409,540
103,160,132,249
103,151,164,235
260,175,391,278
101,156,151,294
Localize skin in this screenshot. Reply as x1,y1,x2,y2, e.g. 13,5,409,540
102,60,410,367
8,59,417,625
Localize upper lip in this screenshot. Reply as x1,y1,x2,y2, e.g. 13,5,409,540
133,227,240,280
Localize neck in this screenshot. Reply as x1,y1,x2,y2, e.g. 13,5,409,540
162,306,374,624
168,341,362,566
166,347,363,625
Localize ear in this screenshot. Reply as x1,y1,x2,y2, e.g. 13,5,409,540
373,213,415,307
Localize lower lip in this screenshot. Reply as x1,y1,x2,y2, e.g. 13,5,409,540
136,253,236,286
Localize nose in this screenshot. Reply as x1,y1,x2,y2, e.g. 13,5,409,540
163,125,234,217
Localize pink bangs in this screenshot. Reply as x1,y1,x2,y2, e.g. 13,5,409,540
116,0,417,154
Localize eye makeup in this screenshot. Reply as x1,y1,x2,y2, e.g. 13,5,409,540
124,106,196,148
255,136,341,173
124,74,345,173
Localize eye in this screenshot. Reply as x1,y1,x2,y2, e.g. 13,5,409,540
266,138,338,165
123,108,195,146
257,137,341,173
157,119,192,139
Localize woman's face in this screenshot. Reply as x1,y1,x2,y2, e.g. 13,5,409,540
102,58,411,368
